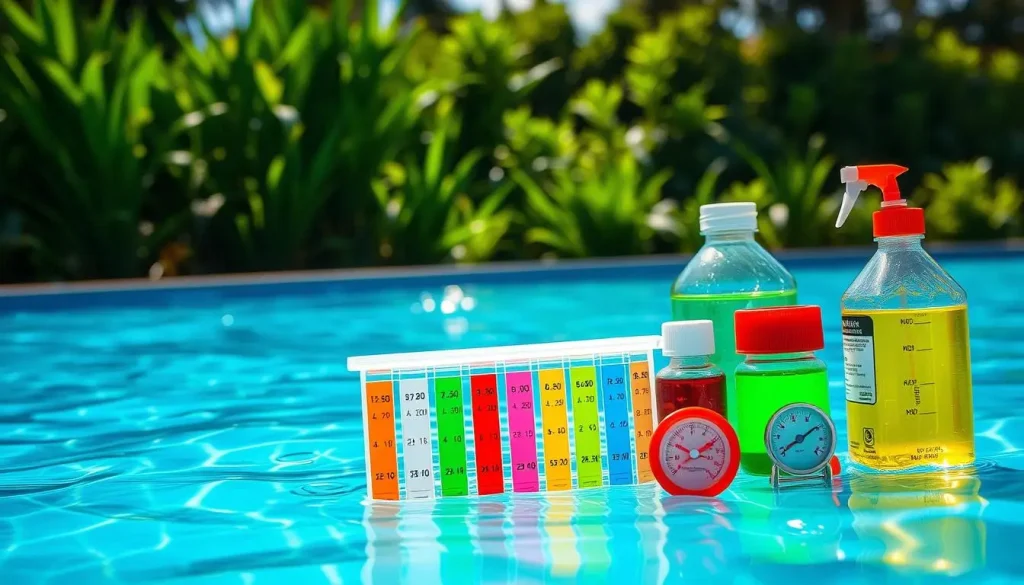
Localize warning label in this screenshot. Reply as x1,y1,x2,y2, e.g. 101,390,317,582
842,315,877,405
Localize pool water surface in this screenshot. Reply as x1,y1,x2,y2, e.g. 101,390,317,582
2,251,1024,584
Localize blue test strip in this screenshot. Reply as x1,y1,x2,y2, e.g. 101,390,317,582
600,364,633,485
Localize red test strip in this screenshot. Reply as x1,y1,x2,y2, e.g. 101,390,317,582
471,374,505,495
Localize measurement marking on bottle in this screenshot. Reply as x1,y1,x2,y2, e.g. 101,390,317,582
912,321,931,325
919,382,935,386
916,348,933,352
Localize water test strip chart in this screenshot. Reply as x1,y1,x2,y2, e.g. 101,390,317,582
348,336,660,500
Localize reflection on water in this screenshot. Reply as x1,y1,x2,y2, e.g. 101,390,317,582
363,502,401,584
508,496,545,578
849,469,986,576
637,486,668,584
574,491,611,575
545,495,580,577
437,499,473,583
358,467,999,584
735,478,847,567
477,499,511,582
661,497,738,581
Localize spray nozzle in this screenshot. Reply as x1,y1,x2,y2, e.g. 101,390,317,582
835,164,910,228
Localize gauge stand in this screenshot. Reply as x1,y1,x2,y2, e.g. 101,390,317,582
770,462,833,490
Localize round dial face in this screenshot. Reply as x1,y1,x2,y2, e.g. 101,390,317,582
765,403,837,476
650,407,740,497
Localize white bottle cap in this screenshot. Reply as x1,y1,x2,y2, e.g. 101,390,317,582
661,320,715,358
699,202,758,234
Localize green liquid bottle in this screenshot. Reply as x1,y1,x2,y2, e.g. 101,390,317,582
733,305,831,475
670,202,797,429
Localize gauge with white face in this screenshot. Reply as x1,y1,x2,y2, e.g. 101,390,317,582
650,407,739,497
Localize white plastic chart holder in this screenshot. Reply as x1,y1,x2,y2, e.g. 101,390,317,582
347,336,661,500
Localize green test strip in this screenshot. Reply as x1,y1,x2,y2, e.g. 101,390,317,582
570,365,602,488
435,376,469,496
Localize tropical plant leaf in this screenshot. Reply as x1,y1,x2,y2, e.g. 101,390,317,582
0,0,45,44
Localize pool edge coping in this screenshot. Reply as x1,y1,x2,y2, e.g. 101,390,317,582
1,240,1022,300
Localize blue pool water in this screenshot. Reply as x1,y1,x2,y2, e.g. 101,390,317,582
2,250,1024,584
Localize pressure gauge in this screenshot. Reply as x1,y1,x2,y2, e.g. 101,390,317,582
765,402,838,488
650,407,740,497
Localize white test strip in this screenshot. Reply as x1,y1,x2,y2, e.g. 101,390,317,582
399,377,435,499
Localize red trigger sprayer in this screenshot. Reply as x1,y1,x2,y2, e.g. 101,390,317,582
835,164,924,237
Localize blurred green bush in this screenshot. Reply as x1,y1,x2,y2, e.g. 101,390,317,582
1,0,1022,282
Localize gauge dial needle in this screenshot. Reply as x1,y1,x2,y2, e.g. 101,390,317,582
780,425,820,455
675,437,719,463
696,437,718,455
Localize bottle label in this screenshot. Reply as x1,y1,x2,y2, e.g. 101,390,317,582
841,316,877,404
840,307,974,469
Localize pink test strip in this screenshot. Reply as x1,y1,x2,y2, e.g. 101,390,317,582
505,371,540,492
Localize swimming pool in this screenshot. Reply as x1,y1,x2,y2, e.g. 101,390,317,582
2,248,1024,584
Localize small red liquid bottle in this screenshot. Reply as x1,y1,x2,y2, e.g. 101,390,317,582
656,320,726,422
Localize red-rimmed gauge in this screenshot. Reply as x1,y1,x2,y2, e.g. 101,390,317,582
650,407,740,497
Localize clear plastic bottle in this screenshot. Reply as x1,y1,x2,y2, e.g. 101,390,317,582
655,320,726,422
836,164,974,471
671,202,798,429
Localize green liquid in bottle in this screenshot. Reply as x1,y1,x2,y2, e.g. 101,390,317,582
670,289,797,426
733,368,830,475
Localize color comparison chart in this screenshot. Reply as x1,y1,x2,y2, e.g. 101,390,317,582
347,337,660,500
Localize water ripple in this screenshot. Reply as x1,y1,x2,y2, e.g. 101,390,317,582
0,468,122,498
293,482,361,497
274,452,318,464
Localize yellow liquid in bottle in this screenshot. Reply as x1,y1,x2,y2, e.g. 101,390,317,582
841,305,974,469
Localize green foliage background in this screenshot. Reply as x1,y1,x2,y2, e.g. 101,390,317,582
1,0,1022,283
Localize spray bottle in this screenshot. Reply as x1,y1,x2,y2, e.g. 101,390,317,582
835,164,974,471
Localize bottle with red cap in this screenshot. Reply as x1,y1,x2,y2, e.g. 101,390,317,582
836,164,973,471
732,305,831,475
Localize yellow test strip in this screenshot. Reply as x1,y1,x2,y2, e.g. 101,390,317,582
539,368,572,491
